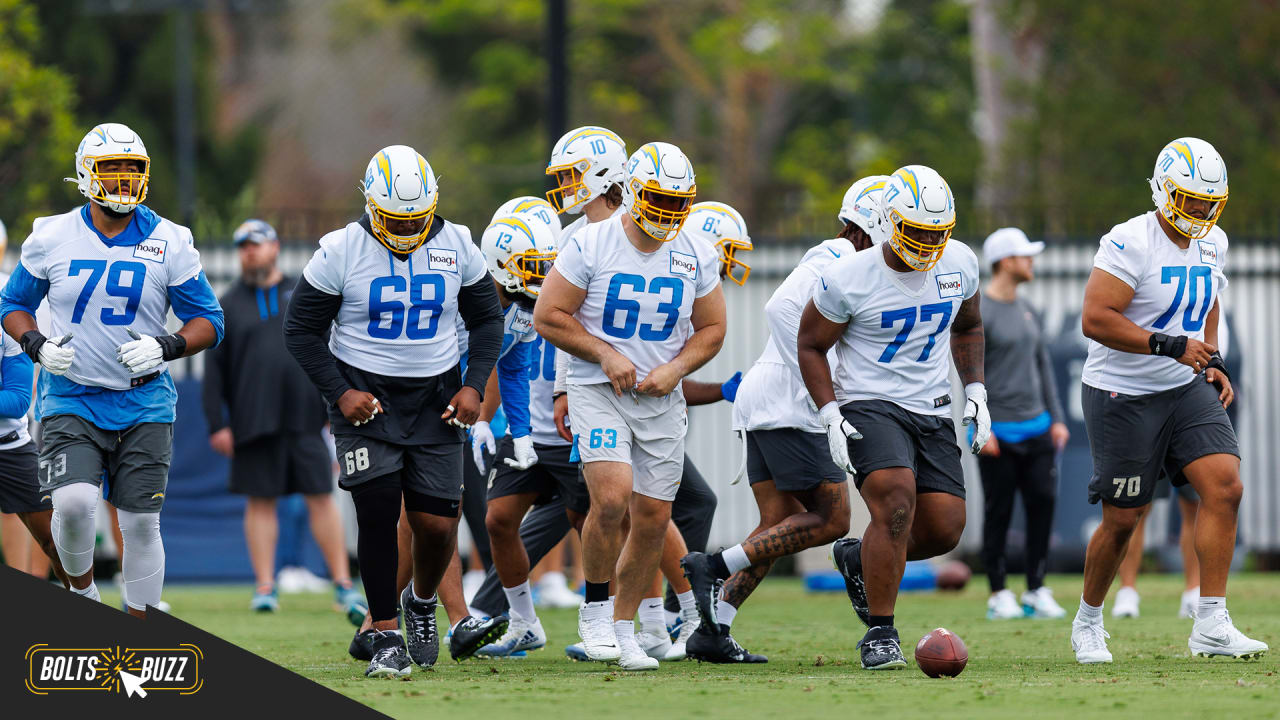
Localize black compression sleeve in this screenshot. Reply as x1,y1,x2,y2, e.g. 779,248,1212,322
457,279,503,396
283,277,351,405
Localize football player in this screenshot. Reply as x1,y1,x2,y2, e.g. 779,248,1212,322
681,178,887,663
0,123,224,616
1070,138,1265,663
535,141,726,670
283,145,507,677
798,165,988,670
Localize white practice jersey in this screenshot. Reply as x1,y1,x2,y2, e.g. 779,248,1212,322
17,208,205,390
527,335,568,446
303,220,488,377
1082,211,1228,395
554,215,721,385
733,239,847,433
0,273,31,451
813,242,980,416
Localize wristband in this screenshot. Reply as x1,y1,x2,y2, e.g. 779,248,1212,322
1148,333,1187,359
156,333,188,361
18,330,48,363
1206,351,1229,380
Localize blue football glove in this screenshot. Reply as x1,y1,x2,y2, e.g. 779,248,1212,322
721,371,743,403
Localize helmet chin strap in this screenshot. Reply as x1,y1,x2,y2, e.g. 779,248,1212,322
98,202,135,220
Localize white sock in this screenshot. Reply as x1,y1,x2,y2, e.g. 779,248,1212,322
410,581,436,606
665,609,679,626
1076,596,1103,624
676,589,695,615
614,619,635,641
716,600,738,628
722,544,752,575
638,597,665,634
116,509,164,611
1197,596,1226,620
51,484,100,577
71,582,101,602
503,581,536,622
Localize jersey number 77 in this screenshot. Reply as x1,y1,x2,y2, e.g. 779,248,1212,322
878,302,953,363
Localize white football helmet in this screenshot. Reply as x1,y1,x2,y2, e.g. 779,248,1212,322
838,175,891,245
682,202,752,285
69,123,150,213
360,145,438,254
622,142,697,242
482,211,558,298
491,196,562,240
881,165,955,272
545,126,628,215
1149,137,1228,240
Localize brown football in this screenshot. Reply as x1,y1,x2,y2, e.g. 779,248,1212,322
935,560,972,591
914,627,968,678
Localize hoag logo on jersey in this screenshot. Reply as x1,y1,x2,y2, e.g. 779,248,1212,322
132,238,168,264
935,271,963,299
1198,241,1218,266
428,248,458,273
669,251,697,281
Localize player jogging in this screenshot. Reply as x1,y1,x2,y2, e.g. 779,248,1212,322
682,176,888,663
284,145,506,677
535,141,726,670
798,165,989,670
0,122,224,616
1070,137,1266,664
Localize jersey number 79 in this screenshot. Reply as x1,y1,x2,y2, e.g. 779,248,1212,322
68,259,147,325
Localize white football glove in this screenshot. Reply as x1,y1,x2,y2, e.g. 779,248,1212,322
117,330,164,374
819,401,861,475
470,420,496,473
504,435,539,470
962,382,991,455
38,334,76,376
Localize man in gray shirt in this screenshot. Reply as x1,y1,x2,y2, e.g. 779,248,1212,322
978,228,1070,620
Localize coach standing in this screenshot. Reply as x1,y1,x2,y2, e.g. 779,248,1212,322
202,219,363,614
977,228,1069,621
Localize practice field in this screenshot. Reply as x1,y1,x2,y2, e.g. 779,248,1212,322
102,574,1279,719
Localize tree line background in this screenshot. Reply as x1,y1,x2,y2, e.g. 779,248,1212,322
3,0,1278,245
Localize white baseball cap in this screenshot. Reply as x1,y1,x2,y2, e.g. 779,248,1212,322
982,227,1044,266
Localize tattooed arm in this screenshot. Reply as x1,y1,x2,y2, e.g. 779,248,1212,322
949,293,984,385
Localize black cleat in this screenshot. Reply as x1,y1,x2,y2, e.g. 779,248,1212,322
686,623,768,664
449,614,509,661
858,625,907,670
364,630,411,677
831,538,870,627
400,585,439,668
348,628,377,661
680,552,722,631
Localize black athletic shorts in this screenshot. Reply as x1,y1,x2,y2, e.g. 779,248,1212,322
230,432,332,498
1082,378,1237,508
333,433,464,501
0,442,42,514
746,428,846,492
839,399,965,499
487,438,589,515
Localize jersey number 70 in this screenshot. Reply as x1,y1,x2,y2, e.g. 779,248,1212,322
878,302,953,363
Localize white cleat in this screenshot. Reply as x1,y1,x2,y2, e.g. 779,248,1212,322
1179,588,1200,620
1022,587,1066,619
537,574,584,610
1188,610,1268,659
617,626,659,671
663,607,700,661
1071,620,1113,664
986,589,1024,620
1111,586,1140,618
638,630,672,659
577,601,620,662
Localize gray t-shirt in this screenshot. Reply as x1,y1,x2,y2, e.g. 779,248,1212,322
980,290,1065,425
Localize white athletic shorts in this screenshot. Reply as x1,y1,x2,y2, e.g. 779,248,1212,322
568,382,687,501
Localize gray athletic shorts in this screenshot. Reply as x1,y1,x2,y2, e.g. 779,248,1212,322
333,433,464,501
487,439,589,514
746,428,846,492
1083,378,1237,508
568,382,687,501
839,399,965,499
39,415,173,513
0,442,42,514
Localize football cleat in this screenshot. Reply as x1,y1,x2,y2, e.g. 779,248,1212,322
337,583,367,626
1112,587,1140,618
536,573,583,609
663,606,700,661
686,624,767,664
364,630,411,678
1022,587,1066,619
450,615,509,661
1071,620,1113,664
578,600,621,662
348,628,377,662
831,538,871,626
859,626,907,670
987,589,1024,620
564,643,591,662
399,585,439,668
680,552,721,631
616,626,659,671
477,613,546,657
250,586,279,613
637,629,672,660
1188,610,1268,659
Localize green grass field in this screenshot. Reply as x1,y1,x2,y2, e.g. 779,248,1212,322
102,574,1278,719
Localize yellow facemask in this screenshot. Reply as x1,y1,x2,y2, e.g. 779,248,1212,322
85,155,150,209
719,241,752,285
367,197,436,254
888,211,953,272
1160,181,1228,240
545,160,592,214
629,183,696,242
503,250,558,296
